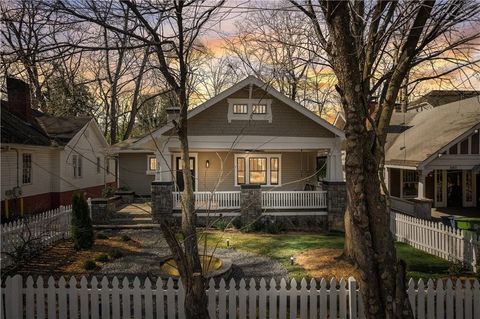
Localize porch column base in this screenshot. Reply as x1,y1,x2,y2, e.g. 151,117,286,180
240,185,262,224
323,181,347,231
151,181,174,223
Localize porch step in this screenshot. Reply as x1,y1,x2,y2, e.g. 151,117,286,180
94,224,159,229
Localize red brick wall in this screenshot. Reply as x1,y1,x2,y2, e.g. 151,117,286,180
1,182,116,221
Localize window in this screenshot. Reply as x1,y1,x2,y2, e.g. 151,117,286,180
237,158,246,184
270,157,279,185
233,104,248,114
96,157,101,174
22,153,32,184
402,170,418,198
249,158,267,184
252,104,267,114
148,156,157,171
73,155,82,178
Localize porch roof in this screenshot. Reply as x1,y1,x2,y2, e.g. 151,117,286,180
385,96,480,168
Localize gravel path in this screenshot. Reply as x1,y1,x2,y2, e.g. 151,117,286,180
97,229,288,282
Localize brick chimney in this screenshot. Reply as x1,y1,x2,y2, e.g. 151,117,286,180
6,77,32,121
165,106,180,124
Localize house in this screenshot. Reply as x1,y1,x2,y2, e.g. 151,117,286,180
112,76,346,228
385,95,480,213
1,78,116,219
406,90,479,112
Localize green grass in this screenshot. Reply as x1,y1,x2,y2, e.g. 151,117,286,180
202,231,475,280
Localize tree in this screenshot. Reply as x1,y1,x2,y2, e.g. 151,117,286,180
291,0,480,317
43,76,95,116
71,192,94,250
52,1,225,317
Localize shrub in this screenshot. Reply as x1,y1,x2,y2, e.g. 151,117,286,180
71,193,94,250
96,233,108,240
95,253,109,262
108,249,124,259
213,219,230,231
83,260,97,270
120,234,131,242
231,217,243,230
102,186,115,198
448,256,465,276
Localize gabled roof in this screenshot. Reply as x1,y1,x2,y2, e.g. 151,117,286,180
385,96,480,167
128,76,343,148
1,103,93,147
34,110,92,146
1,104,52,146
408,90,479,111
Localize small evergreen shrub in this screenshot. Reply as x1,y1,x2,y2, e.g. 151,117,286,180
213,219,230,230
120,234,131,242
108,249,124,259
102,186,115,198
71,193,94,250
83,260,97,270
95,253,109,262
96,233,108,240
231,217,243,230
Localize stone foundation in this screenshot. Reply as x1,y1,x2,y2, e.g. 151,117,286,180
240,185,262,224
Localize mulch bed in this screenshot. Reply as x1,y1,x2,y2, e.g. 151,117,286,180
4,236,142,279
294,248,359,280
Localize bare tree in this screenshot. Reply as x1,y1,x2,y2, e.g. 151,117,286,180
51,1,226,317
291,0,480,317
225,0,334,113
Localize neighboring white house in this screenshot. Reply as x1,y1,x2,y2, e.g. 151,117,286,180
1,78,115,219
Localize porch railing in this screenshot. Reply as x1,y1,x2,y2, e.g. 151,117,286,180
262,191,327,209
173,191,241,210
390,196,415,215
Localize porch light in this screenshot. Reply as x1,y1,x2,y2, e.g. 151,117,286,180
438,153,442,158
475,129,479,134
205,160,210,168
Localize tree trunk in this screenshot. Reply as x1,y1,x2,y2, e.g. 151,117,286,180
177,89,210,319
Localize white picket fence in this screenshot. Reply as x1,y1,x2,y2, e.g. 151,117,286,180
262,191,327,209
0,205,72,268
2,275,479,319
390,212,480,272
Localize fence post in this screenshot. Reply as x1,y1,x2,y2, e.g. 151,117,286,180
348,277,357,319
6,275,23,318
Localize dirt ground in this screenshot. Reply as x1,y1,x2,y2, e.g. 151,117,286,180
6,235,142,278
294,248,359,279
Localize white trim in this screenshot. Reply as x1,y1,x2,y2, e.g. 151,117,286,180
173,153,199,191
227,98,272,123
385,164,419,170
263,211,327,216
234,153,282,187
146,155,157,175
133,76,344,147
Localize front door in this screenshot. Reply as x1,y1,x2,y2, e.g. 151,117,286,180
447,170,462,207
175,156,196,191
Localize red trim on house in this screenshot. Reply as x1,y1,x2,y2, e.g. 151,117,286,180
1,182,116,221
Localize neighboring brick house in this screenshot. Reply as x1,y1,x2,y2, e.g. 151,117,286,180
1,78,115,219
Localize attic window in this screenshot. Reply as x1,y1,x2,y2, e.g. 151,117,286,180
252,104,267,114
233,104,248,114
227,98,272,123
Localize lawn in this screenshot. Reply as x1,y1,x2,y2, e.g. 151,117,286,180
202,230,475,280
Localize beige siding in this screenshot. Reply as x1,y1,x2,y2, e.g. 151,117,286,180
167,86,335,138
196,151,317,191
118,153,155,196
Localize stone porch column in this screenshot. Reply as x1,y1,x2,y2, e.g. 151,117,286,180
151,181,174,223
240,185,262,223
326,144,343,182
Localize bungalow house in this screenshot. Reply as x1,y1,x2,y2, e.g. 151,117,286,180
385,95,480,214
1,78,116,219
112,76,345,228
